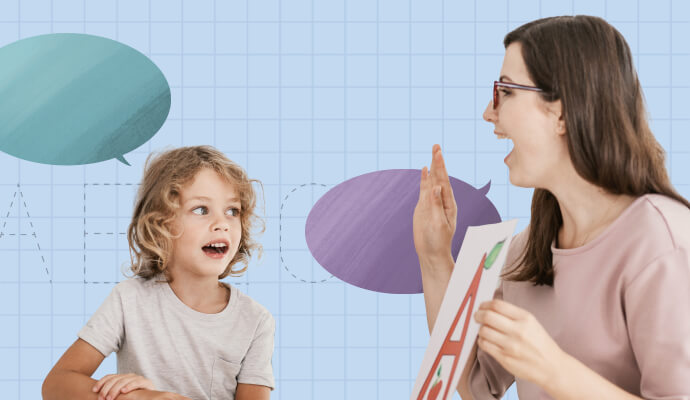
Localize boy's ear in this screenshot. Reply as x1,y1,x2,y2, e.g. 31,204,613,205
168,218,183,237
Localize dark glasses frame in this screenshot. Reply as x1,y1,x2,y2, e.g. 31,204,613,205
493,80,543,109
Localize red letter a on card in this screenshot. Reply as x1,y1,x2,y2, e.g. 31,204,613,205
417,253,486,400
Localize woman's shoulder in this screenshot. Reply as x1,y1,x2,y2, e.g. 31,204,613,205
632,194,690,250
502,228,529,272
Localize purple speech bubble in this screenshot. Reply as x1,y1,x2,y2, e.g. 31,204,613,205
305,169,501,294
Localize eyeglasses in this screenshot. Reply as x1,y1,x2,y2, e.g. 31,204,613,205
493,80,543,109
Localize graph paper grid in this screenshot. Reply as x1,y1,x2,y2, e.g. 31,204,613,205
0,0,689,399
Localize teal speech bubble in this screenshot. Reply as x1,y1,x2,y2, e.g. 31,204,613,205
0,33,171,165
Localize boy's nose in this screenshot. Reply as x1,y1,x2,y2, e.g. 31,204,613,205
212,219,229,232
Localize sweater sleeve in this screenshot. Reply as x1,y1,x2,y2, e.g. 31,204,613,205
467,280,516,399
467,229,528,398
624,246,690,399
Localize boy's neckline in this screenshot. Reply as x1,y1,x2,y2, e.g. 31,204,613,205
155,275,236,320
172,282,230,314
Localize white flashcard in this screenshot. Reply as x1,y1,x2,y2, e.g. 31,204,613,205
411,219,518,400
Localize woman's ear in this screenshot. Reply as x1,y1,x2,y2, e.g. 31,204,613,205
547,99,566,136
556,117,566,136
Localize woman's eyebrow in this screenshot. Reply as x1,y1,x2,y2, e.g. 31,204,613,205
499,75,514,83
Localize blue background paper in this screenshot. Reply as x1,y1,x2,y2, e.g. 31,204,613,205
1,0,689,399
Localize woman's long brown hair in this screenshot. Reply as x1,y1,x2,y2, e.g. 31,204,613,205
503,16,690,286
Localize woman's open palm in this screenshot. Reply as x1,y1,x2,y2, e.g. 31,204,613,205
413,144,458,263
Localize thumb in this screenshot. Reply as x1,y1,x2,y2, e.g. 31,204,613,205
431,185,444,209
431,185,451,226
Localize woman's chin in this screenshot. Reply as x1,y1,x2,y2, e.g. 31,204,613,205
507,170,532,189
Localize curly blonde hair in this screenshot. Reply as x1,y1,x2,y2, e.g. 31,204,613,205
127,146,264,280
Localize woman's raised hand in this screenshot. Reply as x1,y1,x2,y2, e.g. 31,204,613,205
413,144,458,266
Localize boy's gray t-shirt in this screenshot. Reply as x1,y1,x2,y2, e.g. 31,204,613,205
79,276,275,400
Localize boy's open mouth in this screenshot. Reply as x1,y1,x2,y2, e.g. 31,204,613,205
202,240,229,256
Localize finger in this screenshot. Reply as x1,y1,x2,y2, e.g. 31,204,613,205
478,324,510,350
479,299,528,320
474,309,516,335
119,378,139,393
429,145,442,185
121,377,154,393
430,145,451,185
93,374,115,392
430,147,456,212
434,186,453,227
108,376,141,399
100,375,127,400
418,166,430,201
439,185,456,224
429,185,448,225
477,337,509,366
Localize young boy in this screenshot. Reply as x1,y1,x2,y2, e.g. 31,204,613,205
43,146,274,400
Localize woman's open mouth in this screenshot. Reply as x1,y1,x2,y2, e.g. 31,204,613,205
495,132,513,163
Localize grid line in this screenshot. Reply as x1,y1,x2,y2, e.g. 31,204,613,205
1,1,688,399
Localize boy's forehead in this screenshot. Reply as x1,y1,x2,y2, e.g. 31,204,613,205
181,169,239,200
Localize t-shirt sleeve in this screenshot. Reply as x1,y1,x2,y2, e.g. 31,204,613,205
237,311,276,390
624,246,690,399
77,284,125,357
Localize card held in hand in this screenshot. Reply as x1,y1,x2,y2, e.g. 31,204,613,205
410,219,518,400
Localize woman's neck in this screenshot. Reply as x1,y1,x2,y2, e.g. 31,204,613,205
549,175,636,249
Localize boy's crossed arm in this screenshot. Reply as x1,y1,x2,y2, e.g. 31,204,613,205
42,338,191,400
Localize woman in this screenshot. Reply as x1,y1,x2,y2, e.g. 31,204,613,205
413,16,690,399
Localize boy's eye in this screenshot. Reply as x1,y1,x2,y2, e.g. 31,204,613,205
226,208,240,217
192,206,208,215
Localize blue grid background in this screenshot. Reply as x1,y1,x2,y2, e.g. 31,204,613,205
1,0,689,399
